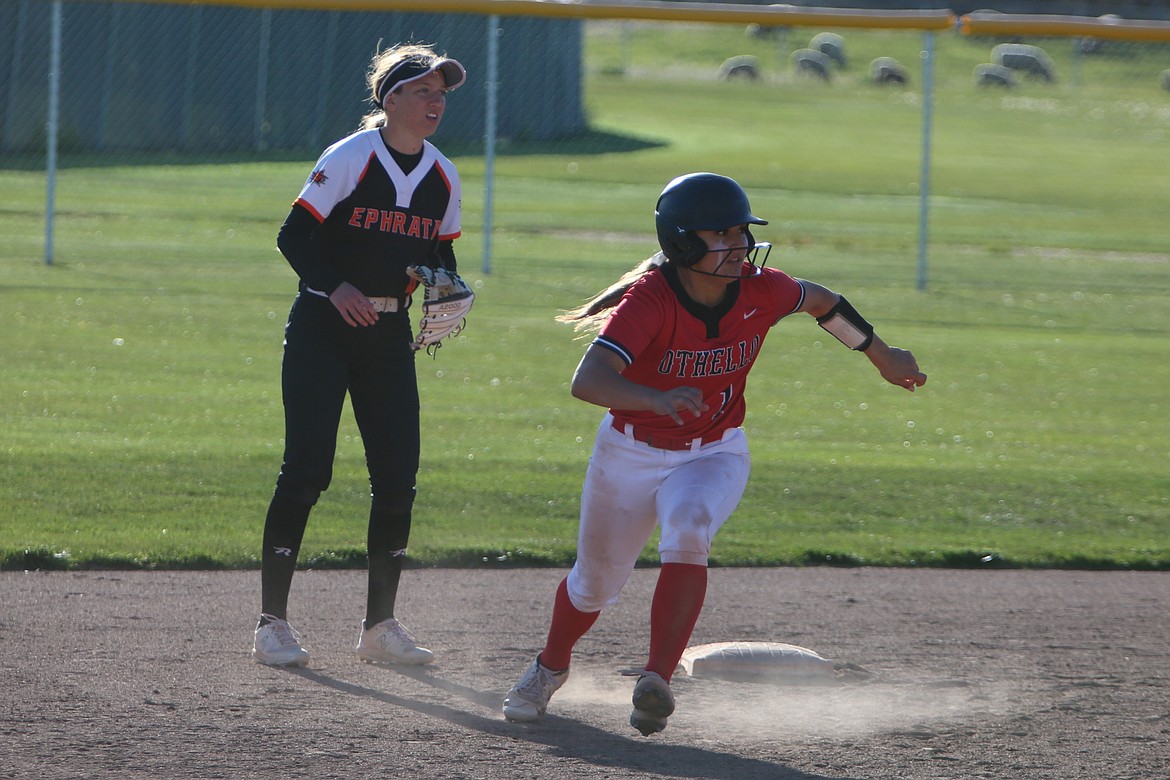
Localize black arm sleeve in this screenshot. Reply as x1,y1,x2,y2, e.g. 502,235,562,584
435,239,458,274
276,203,344,295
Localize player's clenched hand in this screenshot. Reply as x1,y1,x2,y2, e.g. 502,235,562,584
866,339,927,392
650,386,708,425
329,282,379,327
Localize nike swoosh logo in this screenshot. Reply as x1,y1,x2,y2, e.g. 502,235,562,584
744,308,758,319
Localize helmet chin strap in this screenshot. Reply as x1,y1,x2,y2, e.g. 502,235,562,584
684,242,772,278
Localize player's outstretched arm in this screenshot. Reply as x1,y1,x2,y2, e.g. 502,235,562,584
797,279,926,392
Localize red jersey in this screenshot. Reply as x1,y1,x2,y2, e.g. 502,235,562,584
595,261,805,442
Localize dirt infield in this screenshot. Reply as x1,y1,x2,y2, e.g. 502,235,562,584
2,567,1167,779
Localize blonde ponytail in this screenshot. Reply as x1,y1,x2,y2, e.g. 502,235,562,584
556,253,667,333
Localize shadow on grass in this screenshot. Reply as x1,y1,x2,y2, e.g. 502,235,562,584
5,545,1167,572
0,128,666,171
0,545,234,571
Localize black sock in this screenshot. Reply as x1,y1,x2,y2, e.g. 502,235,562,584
260,492,312,618
364,490,414,626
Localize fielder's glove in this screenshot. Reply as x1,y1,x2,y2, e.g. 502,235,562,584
405,264,475,355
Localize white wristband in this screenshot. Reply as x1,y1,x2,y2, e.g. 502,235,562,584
816,296,875,351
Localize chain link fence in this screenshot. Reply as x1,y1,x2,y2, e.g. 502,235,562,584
8,3,1167,158
3,2,1169,271
0,0,583,154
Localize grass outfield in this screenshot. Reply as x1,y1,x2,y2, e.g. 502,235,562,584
2,26,1168,570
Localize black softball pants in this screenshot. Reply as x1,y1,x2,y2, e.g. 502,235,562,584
278,291,419,499
260,291,420,622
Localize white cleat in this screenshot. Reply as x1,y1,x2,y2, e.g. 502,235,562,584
629,671,675,736
356,618,434,665
252,614,310,667
503,657,569,722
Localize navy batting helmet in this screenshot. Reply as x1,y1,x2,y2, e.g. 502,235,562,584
654,173,768,266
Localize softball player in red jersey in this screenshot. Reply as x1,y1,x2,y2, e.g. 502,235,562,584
252,44,466,669
503,172,927,735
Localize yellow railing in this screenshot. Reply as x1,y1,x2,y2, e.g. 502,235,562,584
960,11,1170,41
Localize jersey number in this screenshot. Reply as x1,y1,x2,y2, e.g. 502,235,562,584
710,385,735,422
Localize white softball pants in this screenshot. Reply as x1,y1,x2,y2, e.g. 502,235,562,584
565,412,751,613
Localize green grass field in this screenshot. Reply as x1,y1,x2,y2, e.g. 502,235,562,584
2,25,1167,570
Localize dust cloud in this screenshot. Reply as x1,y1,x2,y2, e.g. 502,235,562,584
552,663,1014,743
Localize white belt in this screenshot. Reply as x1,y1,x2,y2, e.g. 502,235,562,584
305,287,403,313
367,296,403,313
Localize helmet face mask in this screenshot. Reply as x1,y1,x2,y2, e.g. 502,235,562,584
690,227,773,279
654,173,769,273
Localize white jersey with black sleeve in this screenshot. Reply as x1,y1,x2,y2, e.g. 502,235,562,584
291,128,461,299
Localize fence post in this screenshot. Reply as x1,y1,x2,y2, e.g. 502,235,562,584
3,0,31,154
181,7,203,150
482,15,500,275
310,12,339,151
97,3,121,151
44,0,62,266
916,29,935,291
255,8,272,152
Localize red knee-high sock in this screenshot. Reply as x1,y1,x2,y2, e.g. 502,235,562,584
539,577,600,671
646,562,708,682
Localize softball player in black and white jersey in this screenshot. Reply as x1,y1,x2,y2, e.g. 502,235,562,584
252,43,466,668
